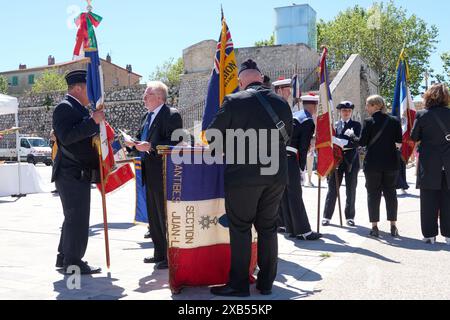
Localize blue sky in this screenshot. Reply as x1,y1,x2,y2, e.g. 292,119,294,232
1,0,449,82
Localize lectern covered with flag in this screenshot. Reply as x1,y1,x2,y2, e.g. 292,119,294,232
164,11,257,294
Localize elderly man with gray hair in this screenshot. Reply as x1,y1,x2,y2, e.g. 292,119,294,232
126,81,183,270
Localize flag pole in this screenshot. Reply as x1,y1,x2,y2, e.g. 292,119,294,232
317,178,322,233
334,170,343,227
98,142,111,269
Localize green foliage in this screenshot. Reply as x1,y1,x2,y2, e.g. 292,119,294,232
317,1,439,99
442,52,450,80
31,70,66,94
255,34,275,47
149,57,184,105
0,75,8,94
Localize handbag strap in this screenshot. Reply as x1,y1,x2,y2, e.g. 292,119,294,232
368,117,390,148
247,88,289,146
429,111,450,142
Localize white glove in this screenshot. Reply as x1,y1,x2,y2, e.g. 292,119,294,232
344,128,355,138
332,137,349,149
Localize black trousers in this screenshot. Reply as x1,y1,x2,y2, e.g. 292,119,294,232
323,163,359,221
225,183,285,293
396,160,409,190
145,187,167,261
365,170,399,223
420,172,450,238
279,156,312,235
56,170,92,266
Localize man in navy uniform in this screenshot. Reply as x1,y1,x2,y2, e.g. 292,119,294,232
52,70,105,275
273,81,322,241
208,59,293,297
322,101,362,227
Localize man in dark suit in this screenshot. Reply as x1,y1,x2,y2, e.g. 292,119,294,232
125,81,183,270
52,70,105,275
359,95,403,238
208,59,293,297
323,101,362,227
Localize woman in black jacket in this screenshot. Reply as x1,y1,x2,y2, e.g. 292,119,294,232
359,95,403,238
411,83,450,245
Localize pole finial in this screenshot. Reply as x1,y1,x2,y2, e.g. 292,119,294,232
87,0,93,12
221,4,224,21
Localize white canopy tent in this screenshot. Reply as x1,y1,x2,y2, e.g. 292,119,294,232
0,93,22,195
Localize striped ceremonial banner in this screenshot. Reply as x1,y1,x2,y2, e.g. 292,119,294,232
161,147,257,294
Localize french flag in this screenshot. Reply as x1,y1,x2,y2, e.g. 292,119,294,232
163,147,257,293
392,49,416,162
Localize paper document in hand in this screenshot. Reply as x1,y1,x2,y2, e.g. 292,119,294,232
119,129,136,144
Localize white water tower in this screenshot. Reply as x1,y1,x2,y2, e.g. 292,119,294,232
274,4,317,49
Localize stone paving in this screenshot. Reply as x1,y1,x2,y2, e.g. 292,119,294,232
0,165,449,300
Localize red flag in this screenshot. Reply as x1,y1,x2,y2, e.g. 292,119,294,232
316,48,339,178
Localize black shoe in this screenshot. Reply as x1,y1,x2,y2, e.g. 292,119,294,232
210,285,250,297
64,262,101,275
277,227,286,234
322,220,330,227
297,232,323,241
346,220,356,227
144,257,164,264
256,286,272,296
156,260,169,270
56,254,64,269
370,227,379,238
391,225,399,237
144,231,152,239
288,234,297,239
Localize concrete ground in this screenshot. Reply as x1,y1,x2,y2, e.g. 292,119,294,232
0,165,449,300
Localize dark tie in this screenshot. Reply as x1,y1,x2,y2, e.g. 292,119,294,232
141,112,154,142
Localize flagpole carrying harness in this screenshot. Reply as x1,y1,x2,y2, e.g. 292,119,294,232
429,111,450,142
247,89,289,146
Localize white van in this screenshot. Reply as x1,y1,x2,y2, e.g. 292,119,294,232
0,136,53,166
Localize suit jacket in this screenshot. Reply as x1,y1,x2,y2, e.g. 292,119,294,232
335,119,362,171
52,95,99,182
207,83,293,187
359,111,403,172
133,104,183,192
291,111,315,171
411,105,450,190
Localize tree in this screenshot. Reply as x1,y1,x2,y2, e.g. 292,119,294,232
317,1,439,99
149,57,184,106
0,75,8,94
31,70,66,94
442,52,450,80
255,34,275,47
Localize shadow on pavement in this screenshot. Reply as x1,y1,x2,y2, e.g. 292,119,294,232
53,272,126,300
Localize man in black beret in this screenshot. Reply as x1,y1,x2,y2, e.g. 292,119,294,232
52,69,105,275
208,59,293,297
323,101,362,227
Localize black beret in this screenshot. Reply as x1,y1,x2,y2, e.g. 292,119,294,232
65,69,87,86
239,59,261,75
336,101,355,110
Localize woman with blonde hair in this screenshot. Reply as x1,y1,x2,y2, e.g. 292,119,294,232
359,95,403,238
411,83,450,244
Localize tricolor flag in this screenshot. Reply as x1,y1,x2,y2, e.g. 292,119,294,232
316,47,338,178
392,49,416,162
73,9,134,194
201,10,239,140
163,147,257,293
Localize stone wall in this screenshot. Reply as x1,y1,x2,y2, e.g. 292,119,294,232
330,54,379,123
18,84,147,108
179,42,321,115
